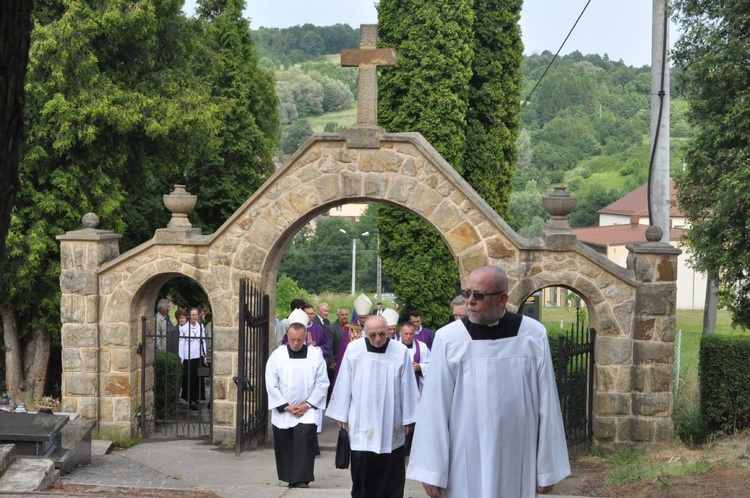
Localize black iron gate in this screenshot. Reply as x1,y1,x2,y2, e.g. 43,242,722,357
234,279,270,455
140,311,213,438
555,308,595,448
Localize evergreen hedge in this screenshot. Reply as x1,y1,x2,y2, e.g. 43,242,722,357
155,350,183,420
699,334,750,434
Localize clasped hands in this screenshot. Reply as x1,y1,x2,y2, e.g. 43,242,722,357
284,402,310,418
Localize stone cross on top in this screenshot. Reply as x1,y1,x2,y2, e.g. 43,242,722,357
341,25,396,127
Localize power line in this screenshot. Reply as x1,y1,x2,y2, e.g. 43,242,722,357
521,0,593,109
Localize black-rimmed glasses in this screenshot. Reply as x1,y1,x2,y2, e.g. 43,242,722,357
460,289,505,301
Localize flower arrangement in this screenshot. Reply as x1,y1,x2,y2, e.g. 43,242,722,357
36,396,60,410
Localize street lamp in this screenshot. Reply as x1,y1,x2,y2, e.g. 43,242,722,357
340,229,369,294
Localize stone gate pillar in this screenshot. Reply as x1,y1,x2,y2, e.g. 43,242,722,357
626,226,680,445
57,213,121,423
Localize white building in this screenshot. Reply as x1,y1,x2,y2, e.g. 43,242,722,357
572,181,707,310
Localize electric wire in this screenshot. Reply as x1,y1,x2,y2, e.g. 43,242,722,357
521,0,593,109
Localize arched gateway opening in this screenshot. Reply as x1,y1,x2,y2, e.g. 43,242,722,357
58,26,679,448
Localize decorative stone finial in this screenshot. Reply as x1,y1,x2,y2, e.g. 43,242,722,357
542,186,577,230
645,225,663,242
163,185,197,229
82,212,99,229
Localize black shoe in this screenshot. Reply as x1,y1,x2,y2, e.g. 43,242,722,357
289,482,309,488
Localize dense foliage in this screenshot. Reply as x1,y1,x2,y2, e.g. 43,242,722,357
375,0,517,329
512,51,690,235
1,0,277,401
699,335,750,434
253,23,359,66
672,0,750,327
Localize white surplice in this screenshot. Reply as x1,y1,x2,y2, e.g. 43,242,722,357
406,317,570,497
265,345,329,429
326,337,418,453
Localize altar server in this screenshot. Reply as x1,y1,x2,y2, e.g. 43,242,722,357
327,315,418,498
265,322,329,489
407,265,570,497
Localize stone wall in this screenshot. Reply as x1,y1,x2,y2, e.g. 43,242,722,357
58,132,679,446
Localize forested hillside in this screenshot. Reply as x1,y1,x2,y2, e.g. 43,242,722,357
253,25,691,236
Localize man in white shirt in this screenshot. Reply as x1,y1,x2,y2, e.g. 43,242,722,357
326,315,418,498
407,265,570,497
266,322,329,489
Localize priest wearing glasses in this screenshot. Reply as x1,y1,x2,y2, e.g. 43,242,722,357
407,265,570,497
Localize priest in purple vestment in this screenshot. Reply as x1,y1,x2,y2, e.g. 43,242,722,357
409,310,435,349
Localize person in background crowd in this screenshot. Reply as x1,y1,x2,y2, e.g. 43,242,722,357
275,298,307,346
325,306,349,400
314,303,330,328
409,310,435,349
155,299,172,350
334,294,371,381
450,295,468,321
178,307,207,410
382,308,400,339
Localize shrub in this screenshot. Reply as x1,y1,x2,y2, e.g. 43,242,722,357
155,350,183,420
699,334,750,434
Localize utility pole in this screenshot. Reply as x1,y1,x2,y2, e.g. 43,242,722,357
649,0,670,243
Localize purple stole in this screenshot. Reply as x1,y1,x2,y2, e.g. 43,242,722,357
333,326,350,382
410,340,421,386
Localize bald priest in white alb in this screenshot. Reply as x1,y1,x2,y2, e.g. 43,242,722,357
326,315,419,498
266,322,329,489
407,265,570,497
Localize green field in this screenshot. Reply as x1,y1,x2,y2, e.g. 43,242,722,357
305,108,357,132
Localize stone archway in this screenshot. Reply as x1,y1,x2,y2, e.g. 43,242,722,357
58,25,679,446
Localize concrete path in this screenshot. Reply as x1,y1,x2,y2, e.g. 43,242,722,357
6,416,592,497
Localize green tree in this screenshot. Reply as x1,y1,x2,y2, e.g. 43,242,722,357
672,0,750,326
280,119,313,154
567,184,621,228
2,0,277,402
186,0,279,232
463,0,523,220
376,0,521,328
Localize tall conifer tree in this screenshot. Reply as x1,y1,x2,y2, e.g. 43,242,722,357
376,0,523,326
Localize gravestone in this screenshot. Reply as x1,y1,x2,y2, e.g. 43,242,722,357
0,411,68,457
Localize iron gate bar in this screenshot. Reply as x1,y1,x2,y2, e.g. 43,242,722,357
555,307,595,447
140,315,147,435
235,280,270,456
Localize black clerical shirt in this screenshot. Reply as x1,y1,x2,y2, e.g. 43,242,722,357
365,337,389,353
461,311,523,341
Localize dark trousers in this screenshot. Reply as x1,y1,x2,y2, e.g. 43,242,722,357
273,424,318,484
181,358,205,403
350,446,405,498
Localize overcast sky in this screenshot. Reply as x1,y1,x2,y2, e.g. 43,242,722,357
183,0,675,68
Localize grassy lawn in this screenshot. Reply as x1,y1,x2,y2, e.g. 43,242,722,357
538,306,744,378
305,108,357,132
